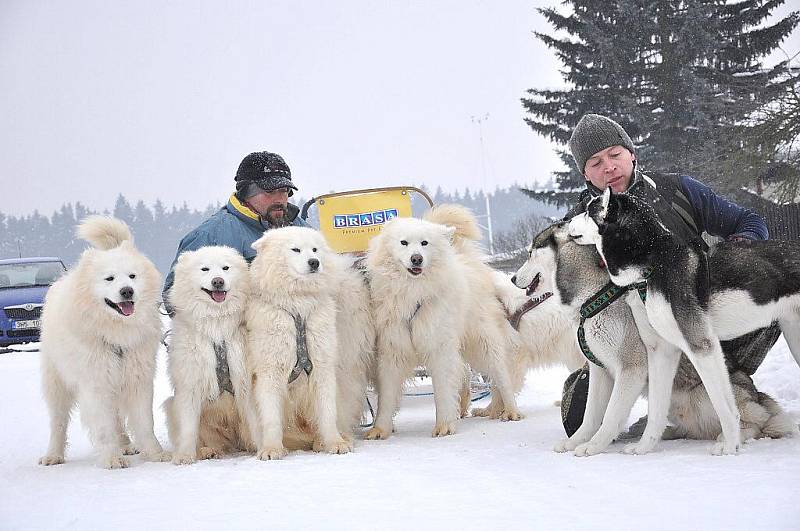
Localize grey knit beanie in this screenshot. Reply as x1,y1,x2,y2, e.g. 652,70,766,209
568,114,635,173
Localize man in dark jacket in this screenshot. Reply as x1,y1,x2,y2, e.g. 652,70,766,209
560,114,782,436
162,151,309,303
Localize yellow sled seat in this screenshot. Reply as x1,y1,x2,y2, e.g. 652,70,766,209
303,186,432,254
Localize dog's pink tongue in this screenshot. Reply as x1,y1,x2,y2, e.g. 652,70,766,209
211,291,227,303
117,301,134,316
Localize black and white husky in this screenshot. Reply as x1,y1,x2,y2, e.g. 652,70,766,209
568,188,800,455
512,221,650,455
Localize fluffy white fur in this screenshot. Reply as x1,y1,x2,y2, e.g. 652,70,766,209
163,246,256,464
365,204,522,440
490,270,586,417
247,227,371,459
38,216,168,469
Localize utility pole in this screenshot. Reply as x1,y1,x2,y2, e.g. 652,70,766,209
471,113,494,255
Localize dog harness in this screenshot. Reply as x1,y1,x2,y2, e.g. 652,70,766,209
407,301,423,333
102,339,125,358
576,266,654,368
214,341,235,396
288,313,313,384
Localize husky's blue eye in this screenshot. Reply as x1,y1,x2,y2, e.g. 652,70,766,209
292,248,301,253
129,274,136,279
222,266,229,271
105,276,114,282
400,240,408,246
201,267,209,272
421,241,428,246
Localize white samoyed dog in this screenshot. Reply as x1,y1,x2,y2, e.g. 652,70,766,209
247,226,373,459
163,246,257,464
38,216,168,469
364,204,522,440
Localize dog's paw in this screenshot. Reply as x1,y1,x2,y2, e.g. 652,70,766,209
142,450,172,462
38,454,64,466
364,426,391,440
121,444,139,456
500,409,524,422
171,452,197,465
710,440,739,456
256,446,287,460
316,438,353,455
471,405,503,419
432,421,456,437
574,441,606,457
623,440,657,455
101,454,130,469
470,406,490,418
553,438,578,453
198,447,222,460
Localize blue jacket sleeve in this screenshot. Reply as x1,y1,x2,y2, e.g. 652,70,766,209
679,176,769,241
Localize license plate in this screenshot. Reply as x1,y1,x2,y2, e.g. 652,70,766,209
12,319,40,330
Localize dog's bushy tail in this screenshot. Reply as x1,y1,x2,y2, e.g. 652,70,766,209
77,215,133,250
424,203,482,242
758,392,799,439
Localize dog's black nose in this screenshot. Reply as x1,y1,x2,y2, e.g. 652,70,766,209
119,286,134,300
510,275,517,284
411,254,423,266
308,258,320,271
211,277,225,290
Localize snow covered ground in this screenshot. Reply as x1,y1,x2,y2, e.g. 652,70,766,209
1,338,799,530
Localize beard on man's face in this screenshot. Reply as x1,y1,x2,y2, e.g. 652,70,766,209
262,203,290,227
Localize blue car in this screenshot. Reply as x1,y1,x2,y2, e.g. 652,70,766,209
0,257,67,347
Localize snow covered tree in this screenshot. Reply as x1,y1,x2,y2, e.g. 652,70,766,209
523,0,799,205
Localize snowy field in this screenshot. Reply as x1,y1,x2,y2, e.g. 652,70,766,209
1,338,799,530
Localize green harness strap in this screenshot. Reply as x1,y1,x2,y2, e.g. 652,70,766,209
577,266,654,368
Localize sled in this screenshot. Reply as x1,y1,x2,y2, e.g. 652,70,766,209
300,186,434,253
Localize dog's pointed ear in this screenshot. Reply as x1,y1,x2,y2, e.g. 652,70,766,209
175,249,195,267
251,234,269,253
600,187,620,224
601,187,612,213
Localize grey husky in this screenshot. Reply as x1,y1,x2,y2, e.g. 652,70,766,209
568,188,800,455
515,221,796,455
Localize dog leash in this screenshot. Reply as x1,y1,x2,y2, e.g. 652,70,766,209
576,266,654,368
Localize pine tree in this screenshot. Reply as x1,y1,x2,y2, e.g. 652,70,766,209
523,0,799,205
113,194,135,224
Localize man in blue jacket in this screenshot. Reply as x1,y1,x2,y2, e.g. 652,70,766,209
162,151,309,304
560,114,782,436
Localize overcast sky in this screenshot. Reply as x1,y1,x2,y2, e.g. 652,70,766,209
1,1,797,217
